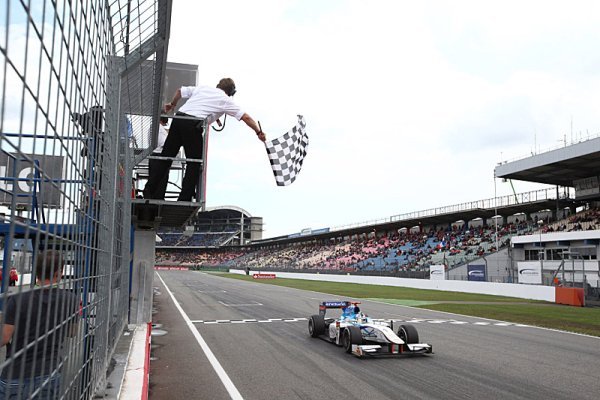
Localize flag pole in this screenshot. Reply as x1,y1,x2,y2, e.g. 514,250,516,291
259,121,267,147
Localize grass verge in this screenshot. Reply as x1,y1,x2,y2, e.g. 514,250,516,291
419,303,600,337
218,273,600,337
221,274,534,302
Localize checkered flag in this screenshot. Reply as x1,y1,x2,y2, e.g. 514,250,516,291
265,115,308,186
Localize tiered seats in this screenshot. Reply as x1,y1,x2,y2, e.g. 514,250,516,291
158,209,599,273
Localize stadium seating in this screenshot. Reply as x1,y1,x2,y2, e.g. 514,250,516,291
156,209,599,275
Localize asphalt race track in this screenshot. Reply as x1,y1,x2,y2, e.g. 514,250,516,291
149,271,600,400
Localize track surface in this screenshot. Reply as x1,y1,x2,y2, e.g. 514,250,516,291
149,271,600,400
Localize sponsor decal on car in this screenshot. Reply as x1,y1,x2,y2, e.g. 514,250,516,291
323,301,349,307
360,327,378,338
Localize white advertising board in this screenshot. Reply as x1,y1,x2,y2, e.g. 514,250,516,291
229,270,556,302
429,264,446,280
518,261,542,284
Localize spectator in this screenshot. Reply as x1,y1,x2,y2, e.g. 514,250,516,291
8,267,18,286
0,250,80,399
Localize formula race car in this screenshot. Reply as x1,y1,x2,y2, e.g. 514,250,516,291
308,301,433,358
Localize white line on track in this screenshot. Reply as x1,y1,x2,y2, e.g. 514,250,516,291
197,290,228,293
363,298,600,339
156,273,244,400
218,301,263,307
188,317,532,328
190,318,308,325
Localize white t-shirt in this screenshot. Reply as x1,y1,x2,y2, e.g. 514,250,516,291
178,85,244,125
154,124,168,153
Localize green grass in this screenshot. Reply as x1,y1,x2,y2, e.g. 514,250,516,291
218,273,600,337
221,274,534,302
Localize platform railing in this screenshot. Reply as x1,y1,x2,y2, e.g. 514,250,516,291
330,187,574,232
133,115,209,206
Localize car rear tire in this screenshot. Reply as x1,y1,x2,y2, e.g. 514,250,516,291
342,326,363,353
309,315,325,337
398,324,419,344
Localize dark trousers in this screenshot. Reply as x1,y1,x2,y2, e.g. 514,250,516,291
147,153,169,200
143,113,203,201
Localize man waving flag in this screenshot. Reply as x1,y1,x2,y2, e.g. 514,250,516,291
265,115,308,186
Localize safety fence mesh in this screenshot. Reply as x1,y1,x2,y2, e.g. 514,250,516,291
0,0,170,398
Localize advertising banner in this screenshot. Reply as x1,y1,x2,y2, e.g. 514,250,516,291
429,265,446,280
467,264,487,281
0,153,64,208
518,261,542,284
154,266,189,271
253,273,276,279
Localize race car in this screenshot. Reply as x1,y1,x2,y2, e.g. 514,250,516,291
308,300,433,357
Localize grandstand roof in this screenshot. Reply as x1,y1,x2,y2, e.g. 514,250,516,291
253,138,599,248
252,196,579,247
494,136,600,188
200,206,252,220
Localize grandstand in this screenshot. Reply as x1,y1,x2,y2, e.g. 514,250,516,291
156,206,263,249
156,135,600,303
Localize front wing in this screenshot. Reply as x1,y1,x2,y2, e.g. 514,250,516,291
313,330,433,358
351,342,433,357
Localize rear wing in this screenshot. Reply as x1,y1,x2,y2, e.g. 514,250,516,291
318,301,360,316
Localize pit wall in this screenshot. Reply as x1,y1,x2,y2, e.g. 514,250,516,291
229,269,556,302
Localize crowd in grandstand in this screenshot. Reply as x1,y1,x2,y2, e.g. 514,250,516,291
542,208,599,233
155,208,599,274
157,218,528,271
158,232,235,247
156,248,245,265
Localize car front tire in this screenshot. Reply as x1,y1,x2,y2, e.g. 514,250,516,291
398,324,419,344
342,326,363,353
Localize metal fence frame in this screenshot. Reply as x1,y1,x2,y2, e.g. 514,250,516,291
0,0,171,398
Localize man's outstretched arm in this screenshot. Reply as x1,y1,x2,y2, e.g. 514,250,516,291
164,89,182,112
241,113,266,142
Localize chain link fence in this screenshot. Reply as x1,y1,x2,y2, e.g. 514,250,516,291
0,0,170,398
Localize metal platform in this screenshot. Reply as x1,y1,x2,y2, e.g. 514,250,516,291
131,199,201,229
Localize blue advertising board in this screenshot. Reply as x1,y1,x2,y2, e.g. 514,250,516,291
467,264,486,281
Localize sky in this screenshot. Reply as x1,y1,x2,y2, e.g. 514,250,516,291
166,0,600,239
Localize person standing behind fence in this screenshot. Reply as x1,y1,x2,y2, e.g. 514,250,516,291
0,250,80,399
143,78,267,201
8,267,18,287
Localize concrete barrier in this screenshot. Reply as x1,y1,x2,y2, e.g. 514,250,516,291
229,269,556,302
